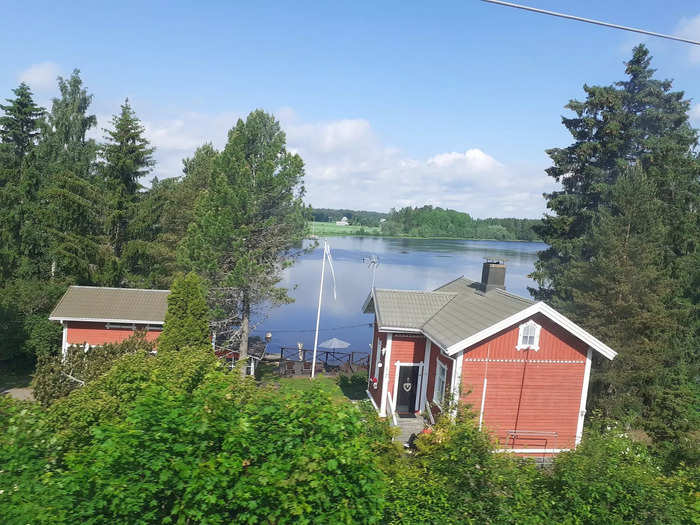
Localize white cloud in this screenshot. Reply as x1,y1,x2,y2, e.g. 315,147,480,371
675,14,700,64
106,108,550,218
18,62,61,92
690,103,700,126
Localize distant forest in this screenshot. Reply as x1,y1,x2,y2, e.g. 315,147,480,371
313,206,541,241
380,206,541,241
310,208,386,226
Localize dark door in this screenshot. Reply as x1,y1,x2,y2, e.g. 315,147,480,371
396,365,420,413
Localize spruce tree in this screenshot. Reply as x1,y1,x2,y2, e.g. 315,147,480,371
158,272,210,353
532,45,698,306
100,99,154,258
0,82,44,165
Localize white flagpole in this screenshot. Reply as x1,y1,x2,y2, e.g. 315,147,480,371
311,240,327,378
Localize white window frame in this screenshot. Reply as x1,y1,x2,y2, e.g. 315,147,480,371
434,361,448,408
516,319,541,351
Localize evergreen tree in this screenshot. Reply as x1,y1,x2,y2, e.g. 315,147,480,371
532,45,698,305
100,99,154,258
0,82,44,165
158,272,210,353
39,69,97,179
178,110,307,371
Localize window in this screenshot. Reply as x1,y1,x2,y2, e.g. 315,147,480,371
434,361,448,407
517,320,541,351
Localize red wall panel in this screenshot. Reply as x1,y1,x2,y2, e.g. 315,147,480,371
459,313,588,450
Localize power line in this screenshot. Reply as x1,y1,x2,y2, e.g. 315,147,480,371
482,0,700,46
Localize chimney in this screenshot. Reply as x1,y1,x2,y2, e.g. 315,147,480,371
481,260,506,292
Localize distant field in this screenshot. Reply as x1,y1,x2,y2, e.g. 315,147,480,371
308,221,380,236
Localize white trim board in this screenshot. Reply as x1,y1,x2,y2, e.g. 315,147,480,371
380,333,393,417
365,390,379,412
575,347,593,445
420,340,431,412
50,316,164,325
444,302,616,360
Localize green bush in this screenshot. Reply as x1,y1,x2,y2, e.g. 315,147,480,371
32,331,155,406
545,424,698,524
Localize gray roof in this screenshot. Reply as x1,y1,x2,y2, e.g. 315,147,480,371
363,277,534,350
50,286,170,324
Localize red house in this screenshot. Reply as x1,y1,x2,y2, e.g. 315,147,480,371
50,286,169,357
362,261,617,455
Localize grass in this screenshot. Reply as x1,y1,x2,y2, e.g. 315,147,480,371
256,362,368,402
308,221,380,237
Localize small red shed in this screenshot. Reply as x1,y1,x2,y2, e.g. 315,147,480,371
49,286,170,357
362,261,617,455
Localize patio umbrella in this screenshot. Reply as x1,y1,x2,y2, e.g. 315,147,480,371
319,337,350,350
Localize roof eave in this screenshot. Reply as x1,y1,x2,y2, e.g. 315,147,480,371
49,316,165,325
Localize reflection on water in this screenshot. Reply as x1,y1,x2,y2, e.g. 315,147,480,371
251,237,546,356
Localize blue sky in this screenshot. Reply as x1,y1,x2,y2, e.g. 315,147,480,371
2,0,700,217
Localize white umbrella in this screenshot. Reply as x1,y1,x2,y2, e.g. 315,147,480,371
319,337,350,350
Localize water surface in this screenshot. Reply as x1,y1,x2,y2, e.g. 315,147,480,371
252,237,546,356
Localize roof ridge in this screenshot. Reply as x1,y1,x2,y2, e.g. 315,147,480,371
419,292,461,330
494,288,535,304
69,285,171,292
374,288,457,296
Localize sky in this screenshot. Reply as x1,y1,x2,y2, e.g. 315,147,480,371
2,0,700,218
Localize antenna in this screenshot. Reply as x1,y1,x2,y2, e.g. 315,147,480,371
363,255,380,288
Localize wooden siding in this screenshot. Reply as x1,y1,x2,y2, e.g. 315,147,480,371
459,313,588,451
426,345,453,414
66,321,161,346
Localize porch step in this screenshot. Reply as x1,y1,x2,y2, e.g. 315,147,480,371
395,414,425,445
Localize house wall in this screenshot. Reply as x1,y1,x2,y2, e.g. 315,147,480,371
426,346,454,415
385,334,426,412
459,313,588,451
66,321,162,347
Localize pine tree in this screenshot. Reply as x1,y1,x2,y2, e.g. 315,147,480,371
158,272,210,353
179,110,307,372
100,99,154,258
0,82,44,165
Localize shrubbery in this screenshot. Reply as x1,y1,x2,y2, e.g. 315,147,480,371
2,348,697,524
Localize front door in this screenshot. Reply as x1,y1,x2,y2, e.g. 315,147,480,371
396,365,420,413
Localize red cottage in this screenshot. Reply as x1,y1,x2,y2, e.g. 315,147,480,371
49,286,169,357
362,261,617,456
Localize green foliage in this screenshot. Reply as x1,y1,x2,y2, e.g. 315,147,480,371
179,110,308,362
0,279,66,360
380,205,540,240
3,349,386,524
100,98,155,257
544,424,698,524
158,272,210,353
0,82,44,163
311,208,387,227
32,331,155,406
532,45,699,469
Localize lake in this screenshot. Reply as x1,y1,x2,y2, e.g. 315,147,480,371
251,237,547,357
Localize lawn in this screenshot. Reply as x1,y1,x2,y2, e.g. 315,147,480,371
256,362,368,402
308,221,380,237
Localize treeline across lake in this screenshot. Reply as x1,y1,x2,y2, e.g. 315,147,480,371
380,205,541,241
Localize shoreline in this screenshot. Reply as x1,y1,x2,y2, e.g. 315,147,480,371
306,232,544,243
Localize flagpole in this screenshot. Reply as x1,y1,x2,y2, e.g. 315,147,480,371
311,240,327,378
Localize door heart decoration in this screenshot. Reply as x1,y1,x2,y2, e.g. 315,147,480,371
402,382,412,392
